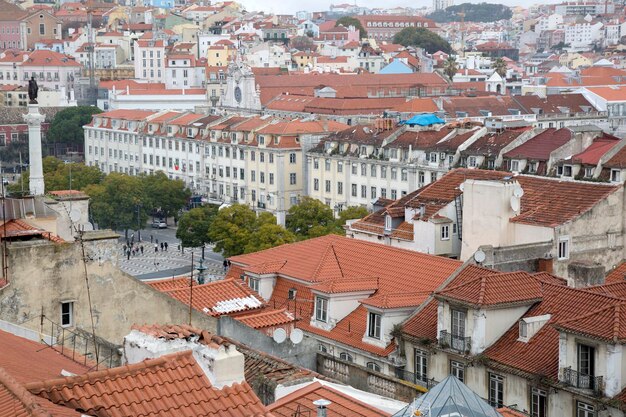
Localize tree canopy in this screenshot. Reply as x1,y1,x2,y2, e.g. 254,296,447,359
290,36,317,51
176,205,219,247
8,156,104,194
426,3,512,23
139,171,190,220
208,205,294,257
47,106,102,145
286,196,336,239
393,27,452,54
334,206,369,232
335,16,366,39
84,173,147,231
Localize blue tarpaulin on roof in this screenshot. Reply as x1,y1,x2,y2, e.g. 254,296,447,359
401,113,445,126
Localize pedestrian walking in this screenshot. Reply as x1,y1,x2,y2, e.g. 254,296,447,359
223,260,228,272
154,244,158,253
150,235,153,243
164,242,168,251
140,245,144,255
127,250,131,260
122,244,127,253
160,242,164,251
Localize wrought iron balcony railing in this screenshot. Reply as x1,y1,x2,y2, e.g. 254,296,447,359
439,330,471,353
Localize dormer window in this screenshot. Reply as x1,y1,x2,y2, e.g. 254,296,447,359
259,136,265,145
519,320,528,339
248,277,259,292
384,215,392,231
611,169,621,183
288,288,297,300
367,312,381,339
187,128,193,138
167,126,173,134
315,296,328,322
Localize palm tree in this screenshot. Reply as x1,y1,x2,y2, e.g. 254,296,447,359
492,57,507,77
443,56,458,80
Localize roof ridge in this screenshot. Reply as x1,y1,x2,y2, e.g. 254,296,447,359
0,367,54,417
25,351,191,391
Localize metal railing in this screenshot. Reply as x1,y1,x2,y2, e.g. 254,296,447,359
40,315,119,370
562,367,604,395
439,330,471,353
395,368,438,389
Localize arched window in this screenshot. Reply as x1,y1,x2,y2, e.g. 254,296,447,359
319,344,327,353
367,362,381,372
339,352,353,362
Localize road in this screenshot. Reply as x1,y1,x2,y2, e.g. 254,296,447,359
116,223,225,280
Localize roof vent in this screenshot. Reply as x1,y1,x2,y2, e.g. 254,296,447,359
312,399,331,417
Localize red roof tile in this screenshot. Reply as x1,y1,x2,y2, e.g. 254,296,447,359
436,271,544,308
503,128,572,160
463,127,531,156
570,136,621,165
554,302,626,343
26,351,274,417
269,381,390,417
606,262,626,284
0,329,89,384
235,308,294,329
146,276,191,291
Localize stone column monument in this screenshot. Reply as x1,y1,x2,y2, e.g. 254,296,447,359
24,76,45,196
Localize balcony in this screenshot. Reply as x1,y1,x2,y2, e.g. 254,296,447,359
439,330,471,354
257,202,266,209
395,368,438,389
562,367,604,395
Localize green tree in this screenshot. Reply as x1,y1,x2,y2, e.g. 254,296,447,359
427,3,512,23
393,27,452,54
176,205,218,247
139,171,191,220
245,223,296,253
286,196,335,239
8,156,104,194
84,173,147,231
47,106,102,145
334,206,369,232
443,56,458,80
290,35,317,51
492,57,507,77
208,204,258,257
335,16,366,39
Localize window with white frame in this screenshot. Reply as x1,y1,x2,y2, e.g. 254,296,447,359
249,277,259,292
318,344,327,353
488,373,504,408
60,301,73,327
366,362,381,372
441,225,450,240
585,167,594,178
468,156,477,167
563,165,572,177
576,401,595,417
368,312,381,339
315,296,328,322
558,237,569,260
611,169,621,182
339,352,353,362
510,160,520,172
415,349,428,382
450,360,464,382
531,388,547,417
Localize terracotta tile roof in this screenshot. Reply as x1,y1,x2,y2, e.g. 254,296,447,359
131,324,321,389
146,276,192,291
462,127,531,156
314,125,400,148
390,128,450,150
95,109,156,120
503,128,572,160
244,260,288,275
484,283,618,379
0,219,64,243
435,271,544,308
606,261,626,284
554,302,626,343
268,381,390,417
361,291,430,309
0,367,80,417
569,136,621,165
311,276,379,294
440,95,524,118
391,98,439,113
160,278,265,316
0,329,89,385
26,351,274,417
585,85,626,101
604,145,626,169
497,407,528,417
512,94,596,115
257,120,348,135
235,308,294,329
21,50,81,67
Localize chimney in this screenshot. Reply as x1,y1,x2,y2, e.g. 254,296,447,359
312,399,331,417
123,329,245,388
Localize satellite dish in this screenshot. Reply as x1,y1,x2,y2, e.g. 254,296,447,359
474,250,486,263
69,208,82,223
273,328,287,344
510,196,520,212
81,222,94,231
290,328,303,344
513,187,524,198
459,183,465,191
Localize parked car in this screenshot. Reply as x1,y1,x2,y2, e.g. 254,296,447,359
152,220,167,229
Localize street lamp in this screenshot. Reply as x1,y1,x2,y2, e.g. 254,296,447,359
196,258,207,284
136,203,142,242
